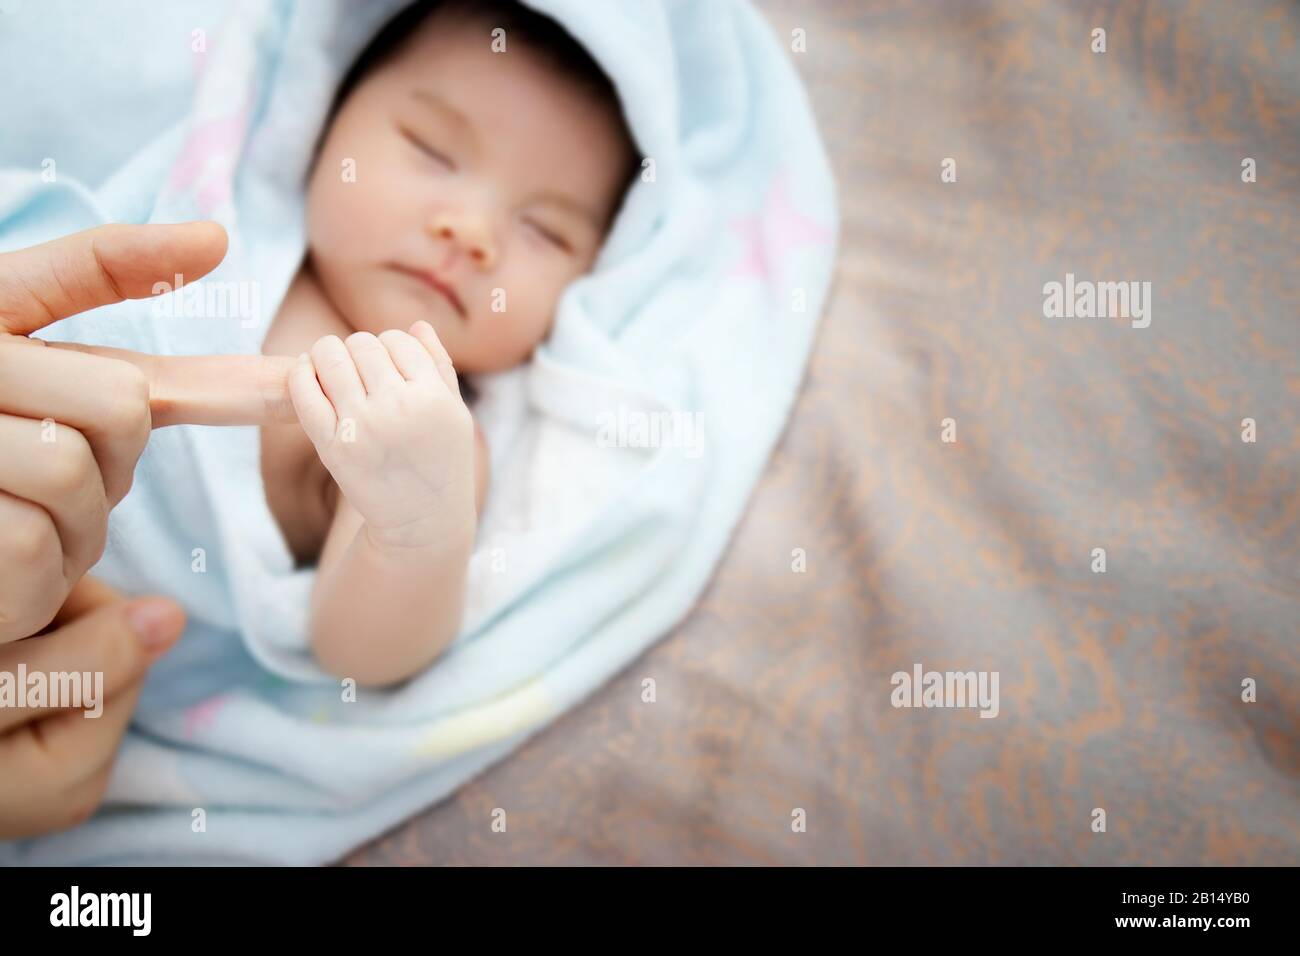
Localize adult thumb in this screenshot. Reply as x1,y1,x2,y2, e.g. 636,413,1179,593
121,597,187,654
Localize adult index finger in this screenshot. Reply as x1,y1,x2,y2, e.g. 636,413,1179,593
44,342,300,427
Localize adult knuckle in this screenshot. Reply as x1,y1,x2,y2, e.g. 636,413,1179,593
118,470,136,499
0,582,57,644
80,510,109,570
112,359,149,404
102,362,150,433
5,505,57,564
44,427,96,497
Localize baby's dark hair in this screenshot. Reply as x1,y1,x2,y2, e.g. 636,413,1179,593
325,0,640,192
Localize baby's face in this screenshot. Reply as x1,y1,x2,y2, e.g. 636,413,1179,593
306,15,633,374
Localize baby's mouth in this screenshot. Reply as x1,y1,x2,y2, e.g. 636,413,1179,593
388,263,465,318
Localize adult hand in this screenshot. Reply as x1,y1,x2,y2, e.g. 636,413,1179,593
0,221,299,643
0,221,305,843
0,574,184,839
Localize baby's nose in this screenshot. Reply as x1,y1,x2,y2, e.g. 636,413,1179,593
429,213,496,270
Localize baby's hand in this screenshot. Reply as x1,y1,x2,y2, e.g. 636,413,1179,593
288,321,476,551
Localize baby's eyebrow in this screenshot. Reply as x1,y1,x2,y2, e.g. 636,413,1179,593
410,89,473,138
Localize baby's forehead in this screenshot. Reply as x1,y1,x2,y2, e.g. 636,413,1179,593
387,17,586,100
333,3,636,220
383,9,625,121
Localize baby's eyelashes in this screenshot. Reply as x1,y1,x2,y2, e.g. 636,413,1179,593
522,218,572,253
400,127,455,171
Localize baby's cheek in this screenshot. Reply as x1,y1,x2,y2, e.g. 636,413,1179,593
309,136,399,248
499,298,555,369
311,177,376,254
305,168,356,262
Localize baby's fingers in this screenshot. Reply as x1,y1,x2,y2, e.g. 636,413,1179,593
378,329,438,383
288,353,337,447
408,320,459,395
345,331,403,394
309,335,366,414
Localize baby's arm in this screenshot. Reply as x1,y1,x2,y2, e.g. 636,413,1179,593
288,321,486,687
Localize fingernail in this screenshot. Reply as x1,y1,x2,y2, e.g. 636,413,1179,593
124,599,181,651
298,352,310,366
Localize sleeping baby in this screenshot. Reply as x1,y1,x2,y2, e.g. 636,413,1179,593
258,0,639,685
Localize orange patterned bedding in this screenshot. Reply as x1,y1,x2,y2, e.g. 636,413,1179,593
348,0,1299,865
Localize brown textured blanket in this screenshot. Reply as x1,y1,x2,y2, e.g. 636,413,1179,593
348,0,1299,865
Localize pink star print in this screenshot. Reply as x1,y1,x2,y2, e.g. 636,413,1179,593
729,170,833,281
183,693,230,738
165,109,249,215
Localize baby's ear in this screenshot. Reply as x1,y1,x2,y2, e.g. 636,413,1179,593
473,419,490,518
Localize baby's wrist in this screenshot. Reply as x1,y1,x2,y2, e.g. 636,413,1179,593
363,510,475,558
